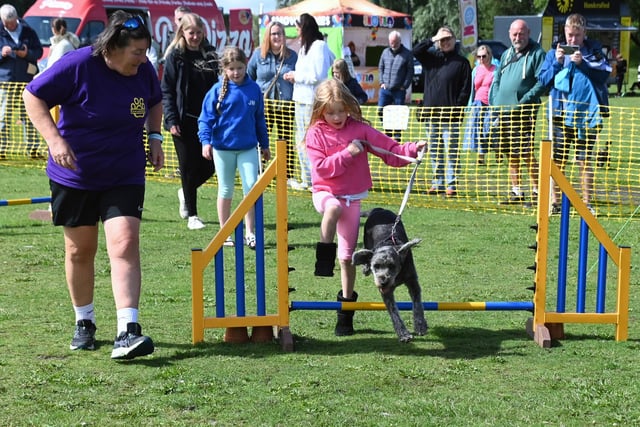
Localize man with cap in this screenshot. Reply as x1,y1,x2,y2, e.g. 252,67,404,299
413,26,471,197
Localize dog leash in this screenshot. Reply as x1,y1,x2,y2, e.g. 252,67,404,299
393,144,427,234
354,139,426,242
353,139,419,164
353,139,426,245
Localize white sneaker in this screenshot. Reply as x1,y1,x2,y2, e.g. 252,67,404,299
287,179,308,191
187,216,205,230
178,188,188,219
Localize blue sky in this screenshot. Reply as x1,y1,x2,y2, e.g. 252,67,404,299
215,0,279,15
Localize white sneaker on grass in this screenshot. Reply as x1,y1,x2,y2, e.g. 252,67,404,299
178,188,188,219
187,216,205,230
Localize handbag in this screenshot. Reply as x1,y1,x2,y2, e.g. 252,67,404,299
264,53,285,110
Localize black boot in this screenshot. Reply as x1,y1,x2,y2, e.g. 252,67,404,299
335,290,358,336
314,242,336,277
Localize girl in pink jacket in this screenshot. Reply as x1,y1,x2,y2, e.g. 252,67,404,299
306,79,426,336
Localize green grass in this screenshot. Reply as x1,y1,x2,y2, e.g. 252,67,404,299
1,164,640,426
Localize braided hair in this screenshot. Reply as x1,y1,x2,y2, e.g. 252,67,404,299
216,46,248,114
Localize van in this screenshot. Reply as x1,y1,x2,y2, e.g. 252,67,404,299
23,0,253,70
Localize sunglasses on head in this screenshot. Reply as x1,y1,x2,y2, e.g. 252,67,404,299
122,15,145,30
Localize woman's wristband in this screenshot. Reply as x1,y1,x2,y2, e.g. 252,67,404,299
148,131,163,142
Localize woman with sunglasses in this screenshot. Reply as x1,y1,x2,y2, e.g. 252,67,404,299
464,44,497,165
247,21,297,186
22,11,163,360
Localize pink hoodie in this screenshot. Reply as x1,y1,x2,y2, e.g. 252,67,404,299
306,117,419,195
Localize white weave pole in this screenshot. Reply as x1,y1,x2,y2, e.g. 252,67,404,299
546,96,555,214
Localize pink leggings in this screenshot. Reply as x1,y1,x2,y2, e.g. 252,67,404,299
312,191,362,261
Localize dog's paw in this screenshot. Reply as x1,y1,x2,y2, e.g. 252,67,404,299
398,332,413,343
414,319,428,336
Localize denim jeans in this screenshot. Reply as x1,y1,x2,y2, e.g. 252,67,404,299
0,85,40,155
377,87,406,140
426,122,461,190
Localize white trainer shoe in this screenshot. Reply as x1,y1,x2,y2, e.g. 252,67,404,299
187,216,205,230
287,179,308,191
178,188,188,219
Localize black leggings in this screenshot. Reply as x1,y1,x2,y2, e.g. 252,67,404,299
172,117,214,217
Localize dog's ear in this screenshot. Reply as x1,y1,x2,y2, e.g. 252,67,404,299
352,249,373,276
398,238,421,255
352,249,373,266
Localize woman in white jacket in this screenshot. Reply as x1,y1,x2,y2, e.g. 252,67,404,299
46,18,80,69
283,13,334,190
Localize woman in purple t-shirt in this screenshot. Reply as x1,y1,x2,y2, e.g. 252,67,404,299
22,11,163,361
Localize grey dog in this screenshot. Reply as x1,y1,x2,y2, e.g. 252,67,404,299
352,208,428,342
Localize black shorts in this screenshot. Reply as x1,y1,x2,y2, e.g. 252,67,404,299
552,118,600,164
496,108,536,158
50,181,145,227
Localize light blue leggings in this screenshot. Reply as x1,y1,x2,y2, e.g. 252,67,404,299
212,147,259,199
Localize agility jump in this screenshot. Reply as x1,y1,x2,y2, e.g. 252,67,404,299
0,196,50,206
191,140,630,351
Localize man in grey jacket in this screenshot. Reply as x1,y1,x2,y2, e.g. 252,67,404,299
377,31,413,140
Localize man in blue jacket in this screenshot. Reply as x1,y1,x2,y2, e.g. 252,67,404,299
0,4,43,159
538,13,610,215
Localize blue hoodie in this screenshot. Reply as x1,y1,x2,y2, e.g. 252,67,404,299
538,38,611,121
198,76,269,151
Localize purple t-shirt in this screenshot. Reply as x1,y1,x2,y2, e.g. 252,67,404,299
26,46,162,190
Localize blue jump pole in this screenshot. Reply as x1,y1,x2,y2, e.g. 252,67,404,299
0,196,51,206
290,301,534,311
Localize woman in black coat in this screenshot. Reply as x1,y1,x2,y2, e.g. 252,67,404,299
161,13,218,230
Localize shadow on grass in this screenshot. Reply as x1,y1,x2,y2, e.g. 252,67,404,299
293,326,532,359
143,325,535,365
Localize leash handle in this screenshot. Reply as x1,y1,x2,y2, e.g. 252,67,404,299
353,139,418,164
396,144,427,218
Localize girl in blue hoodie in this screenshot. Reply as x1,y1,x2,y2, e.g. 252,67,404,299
198,46,271,248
